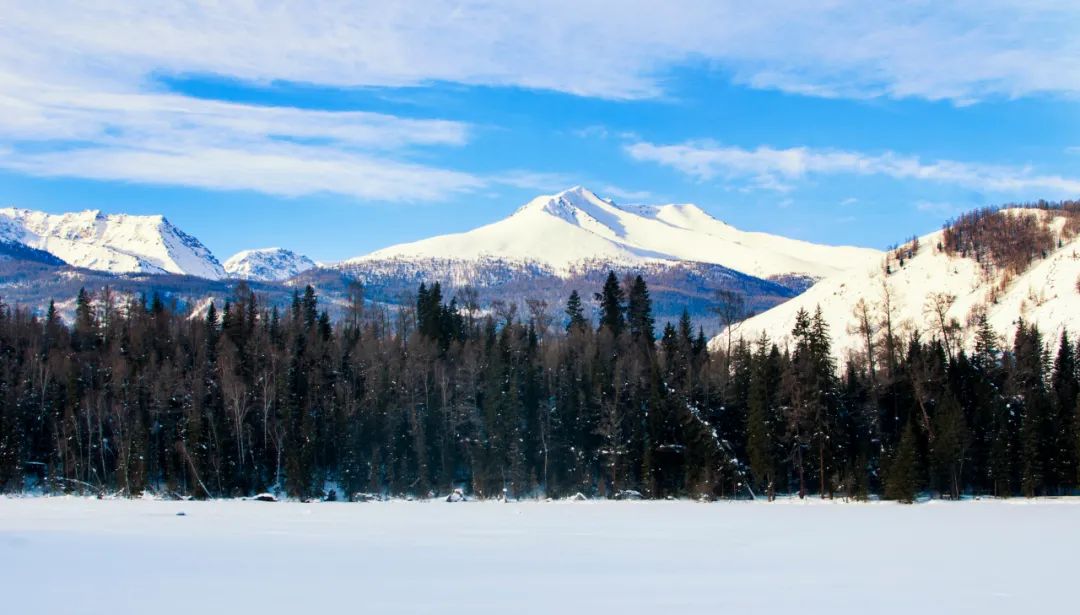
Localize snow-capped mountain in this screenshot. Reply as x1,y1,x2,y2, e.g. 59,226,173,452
0,207,225,279
345,187,880,285
718,207,1080,358
224,248,316,282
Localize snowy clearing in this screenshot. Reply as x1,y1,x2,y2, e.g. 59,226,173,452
2,497,1077,614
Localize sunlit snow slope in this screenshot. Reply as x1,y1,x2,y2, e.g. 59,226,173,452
347,187,879,281
224,247,316,282
720,208,1080,357
0,207,225,279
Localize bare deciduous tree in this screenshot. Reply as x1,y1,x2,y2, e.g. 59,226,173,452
850,297,879,384
713,288,749,357
924,291,960,361
526,298,553,340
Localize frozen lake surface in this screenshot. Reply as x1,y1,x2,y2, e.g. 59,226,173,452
2,496,1076,614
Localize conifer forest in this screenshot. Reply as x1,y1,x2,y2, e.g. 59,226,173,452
1,271,1077,503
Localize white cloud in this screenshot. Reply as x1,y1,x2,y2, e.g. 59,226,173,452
626,140,1080,196
0,75,478,201
0,2,1075,200
0,78,469,149
0,146,482,202
0,79,478,200
3,1,1076,103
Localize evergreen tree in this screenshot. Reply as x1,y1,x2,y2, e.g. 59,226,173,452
885,419,920,503
787,307,840,497
1013,322,1049,497
1049,332,1078,491
746,335,782,499
626,275,655,342
73,287,96,350
301,285,318,329
595,271,625,336
930,391,968,499
564,290,587,332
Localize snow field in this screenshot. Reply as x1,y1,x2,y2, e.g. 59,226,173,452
2,496,1077,614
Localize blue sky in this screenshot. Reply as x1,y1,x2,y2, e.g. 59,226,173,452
1,1,1077,262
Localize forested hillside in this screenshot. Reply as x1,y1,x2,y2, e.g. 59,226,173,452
1,271,1078,502
727,202,1080,360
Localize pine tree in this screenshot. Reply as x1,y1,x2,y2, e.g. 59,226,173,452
301,285,318,329
788,307,840,497
564,290,587,332
595,271,625,336
1049,332,1078,491
886,419,919,503
626,275,655,342
73,287,96,350
746,335,781,499
930,391,968,499
1013,321,1049,497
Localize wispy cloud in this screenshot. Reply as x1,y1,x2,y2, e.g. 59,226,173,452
0,146,482,202
3,1,1076,103
626,140,1080,196
0,62,478,200
0,2,1075,200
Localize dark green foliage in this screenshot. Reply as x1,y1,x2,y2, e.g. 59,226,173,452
626,275,655,342
564,290,587,332
0,275,1074,502
595,271,625,336
885,419,920,503
1049,332,1078,490
930,391,968,499
746,336,783,499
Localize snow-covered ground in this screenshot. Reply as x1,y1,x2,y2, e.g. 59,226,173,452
1,497,1076,614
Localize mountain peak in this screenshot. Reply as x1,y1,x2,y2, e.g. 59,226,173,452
351,188,880,280
0,206,225,279
224,247,315,282
514,186,607,216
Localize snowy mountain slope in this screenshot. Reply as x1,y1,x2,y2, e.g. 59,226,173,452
718,208,1080,358
0,207,225,279
346,187,880,282
224,248,316,282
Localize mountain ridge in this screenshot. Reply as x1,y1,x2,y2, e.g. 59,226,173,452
0,207,226,279
347,187,881,284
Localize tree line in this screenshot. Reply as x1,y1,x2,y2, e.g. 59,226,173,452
0,272,1077,502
